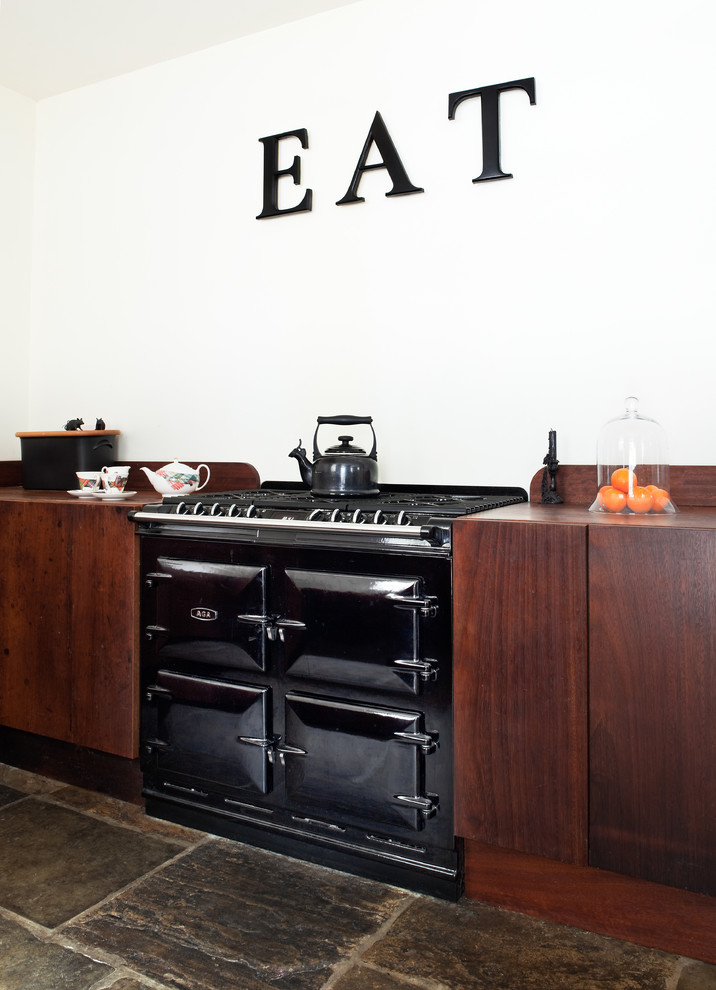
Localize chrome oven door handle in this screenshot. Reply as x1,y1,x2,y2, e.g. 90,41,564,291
236,613,270,638
386,593,438,617
394,793,439,818
273,743,307,766
393,730,439,754
393,658,439,681
274,618,307,643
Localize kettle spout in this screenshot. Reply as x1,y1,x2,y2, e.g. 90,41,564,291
140,466,168,494
288,440,313,487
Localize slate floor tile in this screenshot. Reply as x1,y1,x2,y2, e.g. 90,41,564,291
0,762,60,795
0,798,186,927
0,914,111,990
331,964,421,989
362,897,677,990
64,839,410,990
0,765,712,989
0,783,24,807
677,961,716,989
51,782,206,843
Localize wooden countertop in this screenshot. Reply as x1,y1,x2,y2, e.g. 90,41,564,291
0,487,162,507
452,462,716,530
455,500,716,530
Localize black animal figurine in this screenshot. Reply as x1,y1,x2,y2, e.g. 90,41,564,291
95,417,105,430
64,418,84,431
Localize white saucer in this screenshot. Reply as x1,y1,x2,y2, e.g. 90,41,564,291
67,489,99,498
92,490,138,500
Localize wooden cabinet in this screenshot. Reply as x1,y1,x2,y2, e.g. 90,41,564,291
0,496,140,758
589,525,716,895
453,498,716,962
453,517,589,865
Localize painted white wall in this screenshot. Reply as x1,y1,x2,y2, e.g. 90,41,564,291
24,0,716,492
0,84,33,458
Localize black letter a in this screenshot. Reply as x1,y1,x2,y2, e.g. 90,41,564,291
336,111,424,205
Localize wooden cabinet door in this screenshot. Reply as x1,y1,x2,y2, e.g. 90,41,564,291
0,501,138,758
67,504,138,757
589,526,716,895
453,518,589,865
0,502,73,741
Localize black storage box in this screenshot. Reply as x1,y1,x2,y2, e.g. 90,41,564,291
15,430,120,490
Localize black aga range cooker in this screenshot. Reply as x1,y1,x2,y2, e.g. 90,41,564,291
130,482,527,899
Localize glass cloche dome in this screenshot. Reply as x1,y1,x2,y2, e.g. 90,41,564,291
589,397,677,514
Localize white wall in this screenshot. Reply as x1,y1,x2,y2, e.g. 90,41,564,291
0,84,33,458
25,0,716,492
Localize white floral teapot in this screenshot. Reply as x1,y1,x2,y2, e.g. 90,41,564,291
140,459,210,495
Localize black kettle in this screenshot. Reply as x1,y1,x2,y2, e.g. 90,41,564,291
289,415,379,496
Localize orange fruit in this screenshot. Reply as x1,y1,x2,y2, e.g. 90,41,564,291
646,485,671,512
611,468,637,493
626,486,654,513
599,486,627,512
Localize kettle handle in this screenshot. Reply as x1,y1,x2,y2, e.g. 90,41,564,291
313,416,377,460
316,415,373,426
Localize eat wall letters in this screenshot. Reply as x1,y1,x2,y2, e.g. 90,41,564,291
256,77,536,220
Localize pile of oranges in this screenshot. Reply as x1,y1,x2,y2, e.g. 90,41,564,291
597,468,672,514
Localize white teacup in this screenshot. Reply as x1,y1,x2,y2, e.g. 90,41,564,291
76,470,101,491
101,465,130,492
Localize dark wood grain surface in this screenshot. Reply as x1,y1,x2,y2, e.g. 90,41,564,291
454,496,716,958
453,517,589,865
0,500,139,757
0,501,72,743
589,525,716,894
0,461,22,486
464,840,716,964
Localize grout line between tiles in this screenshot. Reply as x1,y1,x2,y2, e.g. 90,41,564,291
0,763,65,794
665,957,697,990
320,891,421,990
3,765,714,988
88,968,174,990
50,833,218,939
0,793,35,812
32,789,207,847
0,902,57,940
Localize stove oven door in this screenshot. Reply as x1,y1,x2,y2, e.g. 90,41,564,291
279,567,443,695
281,692,438,833
144,556,268,671
143,670,273,800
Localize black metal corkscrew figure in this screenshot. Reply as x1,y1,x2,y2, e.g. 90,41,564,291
541,429,563,504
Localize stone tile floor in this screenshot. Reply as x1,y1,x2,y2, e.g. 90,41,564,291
0,763,715,990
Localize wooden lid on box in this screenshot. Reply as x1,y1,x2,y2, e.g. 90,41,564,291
16,430,121,438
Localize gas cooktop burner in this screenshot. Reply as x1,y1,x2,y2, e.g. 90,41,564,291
142,483,527,528
131,483,527,555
